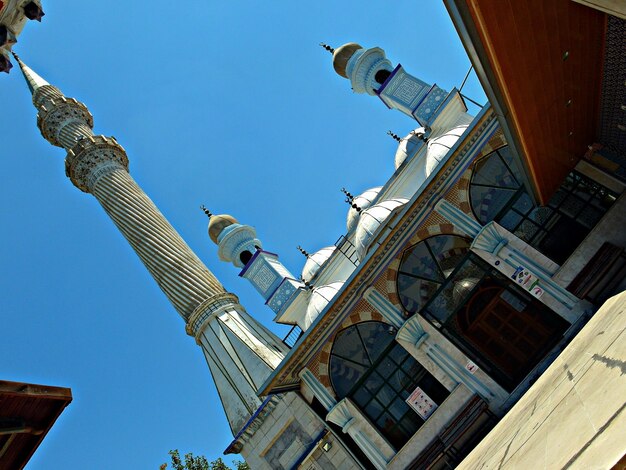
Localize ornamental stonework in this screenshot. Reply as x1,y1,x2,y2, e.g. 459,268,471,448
65,135,129,193
36,97,93,147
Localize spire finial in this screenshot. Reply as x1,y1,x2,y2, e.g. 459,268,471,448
341,188,362,212
10,52,50,94
297,246,311,258
319,43,335,54
341,187,354,203
200,205,212,218
387,130,402,143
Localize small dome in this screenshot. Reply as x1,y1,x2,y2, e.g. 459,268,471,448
208,214,239,244
355,198,408,261
395,127,427,170
305,282,344,329
333,42,362,78
424,125,468,175
347,187,382,232
302,246,336,283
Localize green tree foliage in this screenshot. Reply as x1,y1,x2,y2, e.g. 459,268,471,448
160,450,249,470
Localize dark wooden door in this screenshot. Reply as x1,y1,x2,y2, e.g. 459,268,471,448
458,285,560,380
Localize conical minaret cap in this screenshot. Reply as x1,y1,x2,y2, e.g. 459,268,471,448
11,52,50,94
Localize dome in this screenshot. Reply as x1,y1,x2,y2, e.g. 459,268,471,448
301,246,336,283
394,127,427,170
304,282,344,329
208,214,239,244
424,125,468,176
346,187,382,232
354,198,408,261
333,42,362,78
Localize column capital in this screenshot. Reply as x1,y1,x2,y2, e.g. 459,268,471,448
65,135,129,193
396,314,429,348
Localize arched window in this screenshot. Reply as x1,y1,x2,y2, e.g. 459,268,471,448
330,322,450,450
469,145,524,225
397,235,471,315
470,146,618,264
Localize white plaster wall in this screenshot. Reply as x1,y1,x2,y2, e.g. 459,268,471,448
240,393,360,470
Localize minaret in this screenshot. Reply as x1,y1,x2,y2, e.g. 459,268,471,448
13,54,288,436
204,211,306,317
325,42,450,127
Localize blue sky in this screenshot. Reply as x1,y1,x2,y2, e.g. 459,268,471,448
2,1,486,468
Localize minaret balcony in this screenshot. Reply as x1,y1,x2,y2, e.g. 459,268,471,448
65,135,128,192
36,96,93,147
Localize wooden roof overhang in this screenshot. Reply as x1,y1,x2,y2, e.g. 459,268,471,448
258,108,500,396
0,380,72,470
445,0,607,204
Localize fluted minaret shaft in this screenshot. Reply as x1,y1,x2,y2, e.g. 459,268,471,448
15,55,226,320
14,56,290,436
90,162,225,317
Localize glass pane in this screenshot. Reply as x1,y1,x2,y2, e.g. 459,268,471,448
471,185,518,224
389,369,410,393
363,371,385,395
548,189,568,209
427,236,471,276
353,386,372,407
376,357,397,379
329,357,368,398
389,396,409,421
398,275,440,314
512,192,535,215
376,412,400,439
514,219,539,242
472,151,520,188
425,258,484,323
400,242,445,282
388,344,409,365
365,398,384,421
358,322,395,364
578,206,603,229
332,326,370,366
497,146,518,171
528,206,554,225
560,194,585,218
377,384,397,407
499,209,522,231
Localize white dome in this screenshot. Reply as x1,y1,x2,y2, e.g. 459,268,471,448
394,127,427,169
304,282,344,329
301,246,336,283
354,198,408,261
346,187,382,232
424,125,468,176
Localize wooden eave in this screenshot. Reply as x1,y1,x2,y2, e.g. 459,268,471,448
0,380,72,470
446,0,606,204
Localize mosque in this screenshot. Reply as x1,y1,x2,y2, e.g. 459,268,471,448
3,0,626,469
